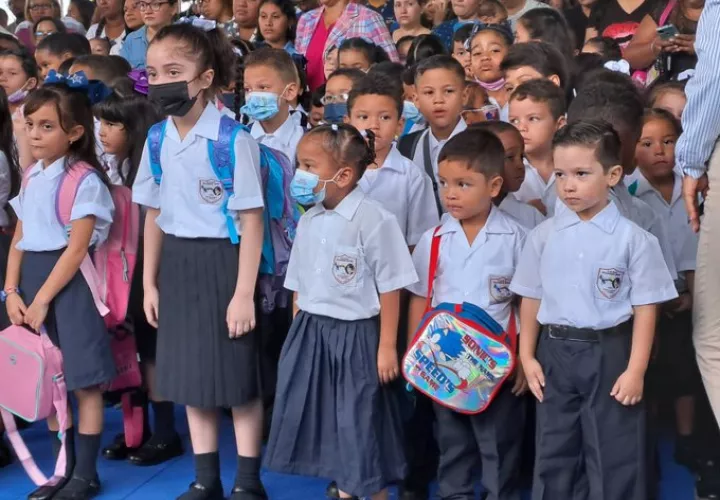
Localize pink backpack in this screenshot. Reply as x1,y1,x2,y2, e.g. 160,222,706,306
0,325,69,486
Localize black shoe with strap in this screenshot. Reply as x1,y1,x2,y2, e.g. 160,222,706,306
176,482,224,500
53,476,101,500
127,433,183,466
228,485,268,500
101,433,133,461
27,478,70,500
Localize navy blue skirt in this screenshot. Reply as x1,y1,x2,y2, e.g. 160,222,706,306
20,250,116,391
264,311,407,497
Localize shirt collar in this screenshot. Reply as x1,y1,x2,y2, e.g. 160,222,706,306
436,205,515,236
307,187,365,221
554,200,620,234
633,169,683,206
165,103,221,143
250,114,296,144
429,118,467,151
380,145,406,172
29,157,67,180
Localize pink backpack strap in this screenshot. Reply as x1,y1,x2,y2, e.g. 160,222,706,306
20,163,38,193
56,162,109,318
1,330,69,486
659,0,677,27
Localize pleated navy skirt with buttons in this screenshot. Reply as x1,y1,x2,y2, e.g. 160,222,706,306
20,250,116,391
264,311,407,498
154,235,261,409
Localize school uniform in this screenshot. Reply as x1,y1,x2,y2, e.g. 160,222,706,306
407,206,527,500
249,113,304,163
499,192,545,230
132,103,265,409
264,187,417,498
509,201,678,500
9,158,116,391
514,158,557,215
359,145,439,246
411,118,467,183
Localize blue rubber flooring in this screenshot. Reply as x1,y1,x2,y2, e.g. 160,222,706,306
0,408,698,500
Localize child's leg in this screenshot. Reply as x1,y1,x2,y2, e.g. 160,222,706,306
229,398,265,497
676,396,695,437
434,403,481,500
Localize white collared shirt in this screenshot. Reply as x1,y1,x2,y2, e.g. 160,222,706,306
359,146,439,246
10,158,115,252
285,188,418,321
499,193,545,230
412,118,467,181
250,113,304,164
132,104,264,239
407,206,526,330
510,201,678,330
514,158,557,215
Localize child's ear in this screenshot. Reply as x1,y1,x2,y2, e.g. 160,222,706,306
284,82,299,103
199,68,215,91
607,164,623,187
395,114,406,138
489,174,504,198
67,124,84,145
343,114,351,124
335,165,355,188
548,74,561,87
556,114,567,130
27,77,38,90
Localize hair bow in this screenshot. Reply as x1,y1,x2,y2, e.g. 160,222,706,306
677,69,695,81
128,69,149,95
44,70,113,104
177,16,217,31
603,59,630,75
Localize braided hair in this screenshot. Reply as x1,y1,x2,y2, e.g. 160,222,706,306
303,124,376,181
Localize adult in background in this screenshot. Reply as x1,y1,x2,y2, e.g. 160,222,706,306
234,0,261,40
503,0,552,27
120,0,177,69
585,0,653,48
8,0,26,31
86,0,127,49
432,0,481,49
14,0,58,50
296,0,398,91
199,0,239,38
123,0,145,33
564,0,598,50
68,0,97,30
256,0,298,54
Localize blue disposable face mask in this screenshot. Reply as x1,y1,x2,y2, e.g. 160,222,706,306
402,100,422,123
323,103,347,124
290,169,338,205
241,91,281,121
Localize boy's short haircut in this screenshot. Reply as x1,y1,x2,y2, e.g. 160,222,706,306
500,42,569,89
438,128,505,178
568,81,644,137
326,67,366,88
72,54,130,84
58,57,75,75
469,121,523,142
243,47,299,85
574,52,605,76
36,32,91,57
584,36,622,62
415,55,465,85
367,61,405,90
478,0,508,18
347,73,403,117
453,23,475,46
510,79,566,120
552,119,622,172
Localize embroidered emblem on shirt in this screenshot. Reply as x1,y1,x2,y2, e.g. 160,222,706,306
198,179,223,204
596,268,624,299
489,275,512,304
332,254,358,285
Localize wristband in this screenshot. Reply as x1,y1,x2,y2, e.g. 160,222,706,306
0,287,20,302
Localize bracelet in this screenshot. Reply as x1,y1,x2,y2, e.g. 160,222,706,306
0,287,19,302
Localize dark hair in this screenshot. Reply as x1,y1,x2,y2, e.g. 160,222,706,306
415,54,465,84
552,119,622,171
36,32,91,57
367,61,405,85
71,54,130,84
0,87,20,198
0,49,39,82
453,23,476,45
255,0,298,44
574,67,638,95
244,47,298,87
70,0,96,29
311,85,325,108
0,34,22,52
24,85,108,182
58,57,75,75
470,120,523,141
326,67,366,89
501,41,569,90
151,23,236,94
33,17,67,36
303,124,376,179
478,0,507,19
95,88,164,186
438,128,505,177
468,22,515,47
644,107,682,136
568,80,645,136
338,37,390,66
405,34,447,68
647,80,686,107
517,9,575,64
231,38,254,119
583,36,622,62
574,52,605,75
90,37,111,52
396,35,415,51
509,79,566,119
348,73,403,118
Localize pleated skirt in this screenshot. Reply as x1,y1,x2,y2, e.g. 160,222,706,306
20,250,116,391
264,311,407,497
155,235,261,408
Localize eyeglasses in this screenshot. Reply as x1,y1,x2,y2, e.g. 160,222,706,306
29,3,53,11
461,104,500,121
320,93,348,105
35,30,56,38
137,1,171,11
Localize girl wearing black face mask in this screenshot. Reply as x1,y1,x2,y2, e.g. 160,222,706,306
134,20,267,500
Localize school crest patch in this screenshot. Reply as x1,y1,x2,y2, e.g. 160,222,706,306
199,179,223,204
332,254,358,285
489,275,512,303
596,268,624,299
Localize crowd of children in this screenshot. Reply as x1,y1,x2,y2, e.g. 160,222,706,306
0,1,716,500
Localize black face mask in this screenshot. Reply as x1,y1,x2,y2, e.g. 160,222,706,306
220,92,238,112
148,81,198,117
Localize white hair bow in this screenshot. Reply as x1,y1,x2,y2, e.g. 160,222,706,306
603,59,631,75
677,69,695,81
177,16,217,31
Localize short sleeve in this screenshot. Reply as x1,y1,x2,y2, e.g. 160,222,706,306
509,225,545,300
227,133,264,212
365,215,418,293
406,170,440,246
676,230,699,272
647,212,678,280
71,172,115,226
628,230,679,305
132,141,160,209
284,215,307,292
406,228,433,297
9,191,22,221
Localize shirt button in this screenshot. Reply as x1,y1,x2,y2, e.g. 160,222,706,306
316,269,321,274
579,253,583,259
464,292,470,297
321,239,326,244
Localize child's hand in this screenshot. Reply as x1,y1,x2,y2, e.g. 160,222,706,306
24,299,49,332
521,355,545,402
611,369,644,406
143,286,160,328
511,358,529,396
6,293,27,326
227,293,255,338
377,344,399,385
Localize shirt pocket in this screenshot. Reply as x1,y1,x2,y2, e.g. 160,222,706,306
328,245,365,289
593,263,629,302
484,266,515,306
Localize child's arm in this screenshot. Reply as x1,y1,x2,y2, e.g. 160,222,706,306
5,221,26,325
227,208,263,338
518,297,544,402
292,292,299,318
378,290,401,384
142,208,163,328
24,216,95,331
407,293,426,346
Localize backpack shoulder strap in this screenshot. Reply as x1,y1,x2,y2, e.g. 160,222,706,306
207,115,243,244
397,129,423,159
659,0,677,26
147,121,168,186
424,225,443,313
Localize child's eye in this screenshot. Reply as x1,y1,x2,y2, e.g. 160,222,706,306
459,181,469,188
439,180,447,188
664,138,676,145
169,70,179,77
641,140,652,147
577,171,588,177
554,171,564,178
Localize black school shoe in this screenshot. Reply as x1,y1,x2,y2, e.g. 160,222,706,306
53,476,101,500
127,433,183,466
101,433,134,461
228,485,268,499
27,478,71,500
325,481,359,500
176,482,225,500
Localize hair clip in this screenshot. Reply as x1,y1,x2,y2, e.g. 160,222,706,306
45,70,112,104
331,124,338,131
677,69,695,81
177,16,217,31
603,59,630,75
128,69,148,95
